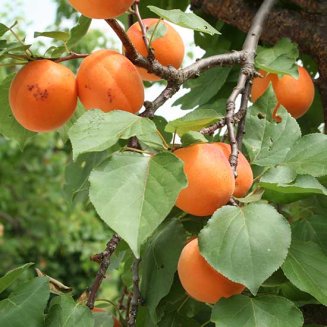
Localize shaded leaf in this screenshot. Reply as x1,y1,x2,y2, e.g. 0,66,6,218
211,295,303,327
0,277,50,327
282,241,327,305
0,263,33,294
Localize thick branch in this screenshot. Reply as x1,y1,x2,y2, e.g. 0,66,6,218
87,234,121,309
191,0,327,132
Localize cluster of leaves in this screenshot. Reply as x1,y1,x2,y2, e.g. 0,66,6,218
0,0,327,326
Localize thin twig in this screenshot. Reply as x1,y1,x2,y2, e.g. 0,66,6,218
86,234,121,309
127,258,142,327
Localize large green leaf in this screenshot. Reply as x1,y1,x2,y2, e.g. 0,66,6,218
174,67,231,109
165,109,222,135
141,218,186,323
68,110,163,159
211,295,303,327
93,312,115,327
0,277,50,327
89,152,187,257
0,74,35,147
199,203,291,294
148,6,220,35
260,167,327,203
243,87,301,166
45,294,94,327
255,38,299,78
284,133,327,177
0,263,34,294
282,240,327,305
292,215,327,252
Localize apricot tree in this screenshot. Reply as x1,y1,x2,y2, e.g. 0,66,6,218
0,0,327,326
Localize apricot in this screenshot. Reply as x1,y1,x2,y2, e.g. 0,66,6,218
178,238,245,304
215,143,253,198
9,60,77,132
76,50,144,113
68,0,134,19
126,18,185,81
174,143,235,217
252,66,315,119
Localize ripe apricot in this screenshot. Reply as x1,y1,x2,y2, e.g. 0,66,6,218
215,143,253,198
68,0,134,19
76,50,144,113
252,66,315,119
126,18,185,81
174,143,235,217
9,60,77,132
178,238,245,304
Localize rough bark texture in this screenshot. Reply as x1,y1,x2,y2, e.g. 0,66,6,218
191,0,327,131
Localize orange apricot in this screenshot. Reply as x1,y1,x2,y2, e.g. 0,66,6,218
76,50,144,113
9,60,77,132
178,238,245,304
68,0,134,19
126,18,185,81
252,66,315,119
214,143,253,198
174,143,235,217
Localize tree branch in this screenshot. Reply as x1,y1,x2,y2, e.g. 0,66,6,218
127,258,142,327
87,234,121,309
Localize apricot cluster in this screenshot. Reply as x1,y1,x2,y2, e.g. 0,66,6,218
9,8,184,132
174,142,253,216
252,66,315,120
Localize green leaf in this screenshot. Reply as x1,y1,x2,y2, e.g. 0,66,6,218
146,21,168,43
93,312,115,327
67,15,92,48
255,38,299,78
181,131,208,147
282,241,327,305
0,23,10,37
243,86,301,166
89,152,187,257
211,295,303,327
34,31,70,42
0,74,35,147
284,133,327,177
141,218,186,323
165,109,222,135
68,110,163,159
261,174,327,203
0,277,50,327
46,294,94,327
64,150,111,205
147,6,220,35
0,263,34,294
292,215,327,252
174,67,231,109
199,203,291,294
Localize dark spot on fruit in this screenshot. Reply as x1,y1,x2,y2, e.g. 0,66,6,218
107,89,113,103
30,84,49,101
27,84,35,91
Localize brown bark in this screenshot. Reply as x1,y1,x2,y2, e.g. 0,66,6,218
191,0,327,132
